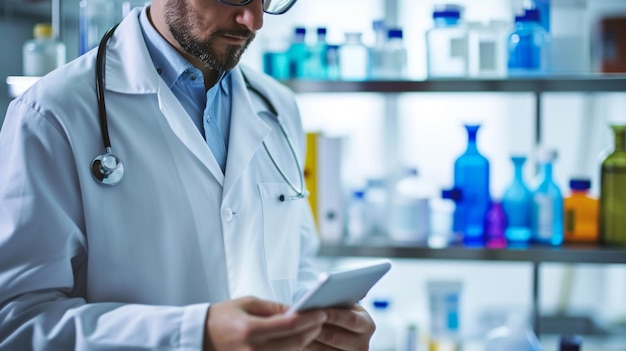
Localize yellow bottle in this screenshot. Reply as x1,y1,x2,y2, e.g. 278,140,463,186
564,179,599,243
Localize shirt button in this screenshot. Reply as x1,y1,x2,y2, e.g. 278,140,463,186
189,73,197,81
222,207,233,221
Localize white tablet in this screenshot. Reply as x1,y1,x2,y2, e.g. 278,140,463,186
285,260,392,316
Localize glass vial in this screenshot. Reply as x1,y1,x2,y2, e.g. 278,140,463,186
564,179,599,243
22,23,66,77
600,125,626,246
79,0,117,55
507,8,551,76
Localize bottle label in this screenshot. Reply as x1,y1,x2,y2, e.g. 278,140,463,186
535,194,554,239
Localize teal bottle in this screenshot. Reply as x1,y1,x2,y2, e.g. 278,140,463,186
531,149,564,246
287,27,309,79
502,156,533,245
453,124,491,245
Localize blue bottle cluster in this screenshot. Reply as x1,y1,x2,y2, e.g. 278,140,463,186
262,22,408,81
443,125,564,247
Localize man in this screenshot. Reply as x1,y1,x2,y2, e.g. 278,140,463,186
0,0,375,349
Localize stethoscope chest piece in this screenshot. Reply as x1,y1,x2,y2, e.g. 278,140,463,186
91,151,124,185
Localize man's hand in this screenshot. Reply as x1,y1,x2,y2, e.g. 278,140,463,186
203,296,328,351
308,304,376,351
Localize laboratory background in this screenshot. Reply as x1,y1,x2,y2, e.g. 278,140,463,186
2,0,626,350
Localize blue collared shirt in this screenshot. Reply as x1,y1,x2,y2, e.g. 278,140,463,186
138,7,232,172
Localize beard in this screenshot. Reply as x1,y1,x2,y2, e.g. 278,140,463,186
164,0,255,71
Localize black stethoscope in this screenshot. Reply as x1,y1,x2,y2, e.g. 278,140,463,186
91,24,307,201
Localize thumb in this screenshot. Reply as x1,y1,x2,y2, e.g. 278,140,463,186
239,296,289,317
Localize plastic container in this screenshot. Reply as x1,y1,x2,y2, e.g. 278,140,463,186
389,167,431,243
22,23,66,77
426,4,468,78
79,0,117,54
564,179,599,243
339,32,369,81
427,280,462,350
347,189,367,242
502,156,533,246
600,125,626,246
364,178,389,239
531,148,563,246
369,299,397,351
507,8,551,76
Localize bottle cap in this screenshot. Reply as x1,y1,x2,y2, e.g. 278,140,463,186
373,299,389,309
34,23,53,39
433,4,463,19
352,190,365,199
316,27,327,35
294,27,306,35
536,148,558,163
515,8,541,23
387,28,403,39
569,179,591,190
442,188,462,201
559,335,583,351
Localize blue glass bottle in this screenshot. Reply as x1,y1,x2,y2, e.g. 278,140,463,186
306,27,329,79
502,156,533,246
453,124,490,245
507,8,550,75
532,149,564,246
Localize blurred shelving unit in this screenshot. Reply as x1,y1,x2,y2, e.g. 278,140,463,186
285,74,626,339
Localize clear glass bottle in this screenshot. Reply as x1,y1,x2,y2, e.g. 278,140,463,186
380,28,408,80
287,27,309,79
453,124,490,245
507,8,551,76
22,23,66,76
502,156,533,246
339,32,369,81
79,0,116,55
600,125,626,246
426,4,468,78
531,149,563,246
368,19,387,79
564,179,599,243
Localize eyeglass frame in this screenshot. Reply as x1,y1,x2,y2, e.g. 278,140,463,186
217,0,298,15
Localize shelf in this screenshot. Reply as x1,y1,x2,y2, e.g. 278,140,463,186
283,74,626,94
318,242,626,264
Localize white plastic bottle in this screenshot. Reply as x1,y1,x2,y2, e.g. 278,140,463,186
484,312,542,351
22,23,66,77
389,167,431,243
347,189,367,242
369,299,397,351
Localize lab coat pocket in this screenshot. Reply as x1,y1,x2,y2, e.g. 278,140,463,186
258,183,302,282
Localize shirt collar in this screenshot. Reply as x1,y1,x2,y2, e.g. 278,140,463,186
138,6,232,94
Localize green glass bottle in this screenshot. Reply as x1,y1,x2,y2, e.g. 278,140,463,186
600,125,626,246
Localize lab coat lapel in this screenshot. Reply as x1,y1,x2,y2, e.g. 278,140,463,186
104,11,225,185
223,68,271,198
156,79,225,185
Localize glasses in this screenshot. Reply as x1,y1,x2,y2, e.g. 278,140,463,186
218,0,298,15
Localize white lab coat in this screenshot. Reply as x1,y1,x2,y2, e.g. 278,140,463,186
0,8,320,350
